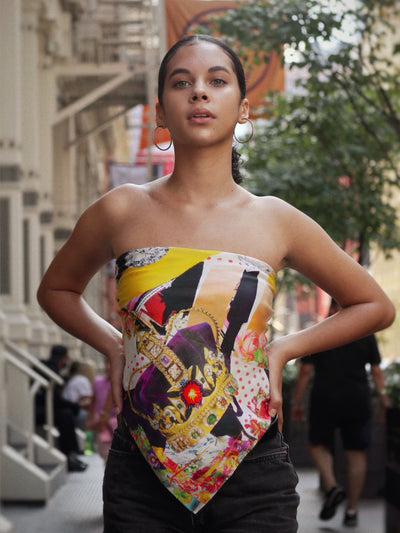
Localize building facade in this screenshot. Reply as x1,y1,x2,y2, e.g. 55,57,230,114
0,1,164,527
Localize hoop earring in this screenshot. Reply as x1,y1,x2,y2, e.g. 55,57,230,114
153,126,173,151
233,118,254,144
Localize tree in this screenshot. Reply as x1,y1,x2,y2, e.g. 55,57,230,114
199,0,400,264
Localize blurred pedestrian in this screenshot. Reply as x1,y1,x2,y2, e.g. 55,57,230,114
86,359,117,462
35,344,88,472
291,300,390,527
62,360,93,430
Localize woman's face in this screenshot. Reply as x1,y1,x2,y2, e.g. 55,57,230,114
156,41,248,148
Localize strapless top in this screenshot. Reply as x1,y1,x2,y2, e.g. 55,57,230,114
115,246,276,513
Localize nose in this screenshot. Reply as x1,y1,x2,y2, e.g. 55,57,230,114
191,93,208,102
190,86,209,102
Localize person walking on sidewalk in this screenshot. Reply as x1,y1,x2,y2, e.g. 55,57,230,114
291,300,390,527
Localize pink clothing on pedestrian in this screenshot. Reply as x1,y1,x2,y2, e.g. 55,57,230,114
90,375,117,460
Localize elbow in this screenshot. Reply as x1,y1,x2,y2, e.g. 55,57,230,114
377,299,396,331
36,280,50,312
36,288,45,312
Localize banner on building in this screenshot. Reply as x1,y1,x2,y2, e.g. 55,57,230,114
109,161,152,188
134,0,284,169
164,0,284,115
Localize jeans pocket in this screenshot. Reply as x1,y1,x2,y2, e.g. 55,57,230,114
245,444,289,463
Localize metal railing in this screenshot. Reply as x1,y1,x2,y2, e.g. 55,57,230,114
4,340,64,452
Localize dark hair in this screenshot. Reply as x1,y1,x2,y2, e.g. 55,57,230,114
157,35,246,184
50,344,68,362
69,361,80,376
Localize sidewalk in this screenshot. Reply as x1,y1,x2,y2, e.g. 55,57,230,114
2,457,385,532
2,454,104,533
296,467,385,533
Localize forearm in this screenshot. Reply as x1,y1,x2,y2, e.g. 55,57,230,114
38,288,125,414
270,302,392,364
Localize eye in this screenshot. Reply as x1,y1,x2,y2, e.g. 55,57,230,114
211,78,227,86
173,79,190,88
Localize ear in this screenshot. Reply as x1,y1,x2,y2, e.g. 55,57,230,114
156,102,166,127
237,98,250,124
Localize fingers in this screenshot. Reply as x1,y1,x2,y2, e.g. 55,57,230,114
266,341,288,431
268,379,282,427
111,380,123,416
109,351,125,416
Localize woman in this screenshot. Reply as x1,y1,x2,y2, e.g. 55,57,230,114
37,35,394,532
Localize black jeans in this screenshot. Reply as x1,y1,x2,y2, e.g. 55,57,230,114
103,420,299,532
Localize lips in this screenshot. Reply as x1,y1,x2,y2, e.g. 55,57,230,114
188,108,215,121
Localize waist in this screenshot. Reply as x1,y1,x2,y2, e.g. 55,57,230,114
117,413,280,455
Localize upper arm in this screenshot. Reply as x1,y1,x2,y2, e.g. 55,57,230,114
280,202,392,312
38,192,118,299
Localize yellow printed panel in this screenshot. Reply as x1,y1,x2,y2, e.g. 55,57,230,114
116,248,219,308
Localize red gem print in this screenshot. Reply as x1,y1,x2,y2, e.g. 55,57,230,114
143,292,166,324
181,380,203,407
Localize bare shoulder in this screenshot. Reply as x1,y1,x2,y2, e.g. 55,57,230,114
253,194,321,233
252,194,300,216
94,183,149,216
94,178,169,214
252,195,361,291
84,184,150,231
249,194,308,239
66,184,150,258
247,193,347,270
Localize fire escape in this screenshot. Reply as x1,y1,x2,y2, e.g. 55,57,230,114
54,0,165,164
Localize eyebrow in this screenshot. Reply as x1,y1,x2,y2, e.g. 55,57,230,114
168,65,231,79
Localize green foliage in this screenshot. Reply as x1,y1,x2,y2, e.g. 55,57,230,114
198,0,400,263
282,360,299,385
384,360,400,409
243,88,399,257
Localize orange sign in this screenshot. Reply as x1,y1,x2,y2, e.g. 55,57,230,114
164,0,284,116
136,1,284,166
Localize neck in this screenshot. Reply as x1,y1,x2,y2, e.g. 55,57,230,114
167,143,238,203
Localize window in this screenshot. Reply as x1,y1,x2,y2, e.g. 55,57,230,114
0,198,10,294
23,219,30,304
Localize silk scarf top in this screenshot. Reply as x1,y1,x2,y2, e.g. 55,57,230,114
116,246,276,513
